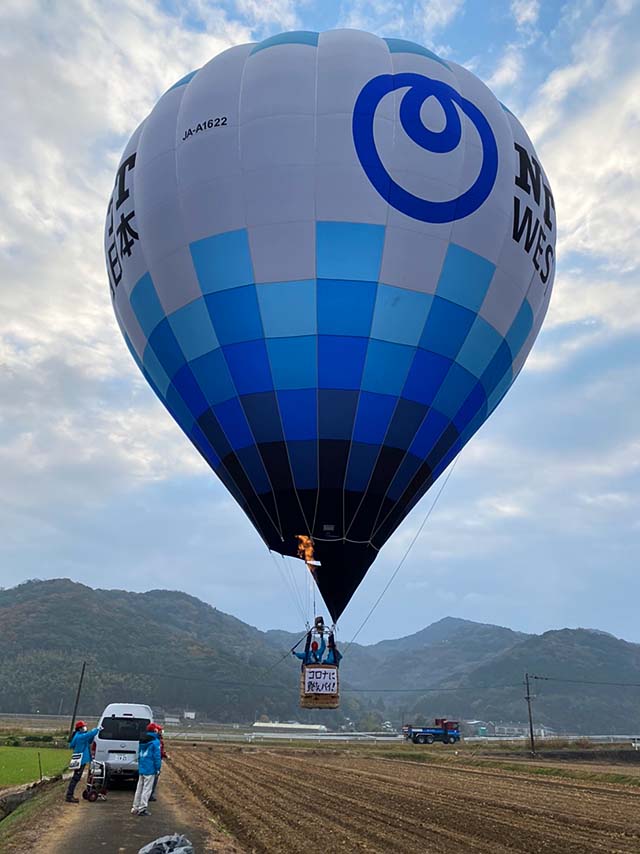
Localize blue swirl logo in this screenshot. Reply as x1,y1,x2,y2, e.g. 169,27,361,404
353,73,498,223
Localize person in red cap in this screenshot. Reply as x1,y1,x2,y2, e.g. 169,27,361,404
66,720,101,803
131,723,161,816
149,723,168,802
292,636,326,664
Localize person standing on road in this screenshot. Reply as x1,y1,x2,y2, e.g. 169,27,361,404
149,723,168,802
131,723,162,816
66,720,101,803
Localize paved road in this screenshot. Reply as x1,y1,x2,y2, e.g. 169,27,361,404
38,766,224,853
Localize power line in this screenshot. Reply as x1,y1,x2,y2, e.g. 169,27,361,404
342,683,524,694
531,675,640,688
93,661,640,693
94,664,522,695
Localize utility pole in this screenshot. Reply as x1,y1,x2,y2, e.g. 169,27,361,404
524,672,536,757
69,661,87,740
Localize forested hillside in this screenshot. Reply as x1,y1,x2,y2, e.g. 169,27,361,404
2,579,640,733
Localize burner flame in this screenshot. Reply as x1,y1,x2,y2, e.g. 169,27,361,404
296,535,320,577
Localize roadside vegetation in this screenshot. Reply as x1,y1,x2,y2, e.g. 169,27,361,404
0,779,66,853
0,747,68,787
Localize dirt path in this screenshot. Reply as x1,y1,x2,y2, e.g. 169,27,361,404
3,764,243,853
171,745,640,854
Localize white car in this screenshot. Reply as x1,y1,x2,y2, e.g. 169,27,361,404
93,702,154,781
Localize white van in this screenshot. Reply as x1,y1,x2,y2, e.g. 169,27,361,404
93,702,154,780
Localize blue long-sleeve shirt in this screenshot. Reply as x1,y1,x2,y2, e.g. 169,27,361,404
293,637,326,664
325,647,342,665
138,733,161,776
69,727,100,766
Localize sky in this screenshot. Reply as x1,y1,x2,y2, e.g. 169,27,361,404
1,0,639,645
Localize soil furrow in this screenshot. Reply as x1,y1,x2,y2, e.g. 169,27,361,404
170,745,640,854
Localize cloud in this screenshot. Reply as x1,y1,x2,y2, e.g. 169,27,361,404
510,0,540,29
417,0,464,38
233,0,302,32
0,0,255,579
521,2,640,274
1,0,639,646
524,262,640,373
0,3,248,441
544,269,640,334
338,0,408,35
485,45,524,91
337,0,464,45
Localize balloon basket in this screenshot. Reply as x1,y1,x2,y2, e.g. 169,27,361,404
299,664,340,709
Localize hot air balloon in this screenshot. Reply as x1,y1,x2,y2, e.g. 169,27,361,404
105,29,556,627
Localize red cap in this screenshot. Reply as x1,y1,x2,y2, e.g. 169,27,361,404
75,720,86,730
146,723,159,732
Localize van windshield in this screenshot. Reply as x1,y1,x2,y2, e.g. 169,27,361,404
99,717,150,741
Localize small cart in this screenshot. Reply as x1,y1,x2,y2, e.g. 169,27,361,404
82,759,108,802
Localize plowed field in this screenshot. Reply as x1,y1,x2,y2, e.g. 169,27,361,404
172,745,640,853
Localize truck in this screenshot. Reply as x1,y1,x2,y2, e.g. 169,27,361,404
402,719,461,745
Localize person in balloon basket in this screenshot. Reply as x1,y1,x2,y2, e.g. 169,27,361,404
65,720,101,803
324,633,342,667
131,723,162,816
148,723,168,802
292,636,325,666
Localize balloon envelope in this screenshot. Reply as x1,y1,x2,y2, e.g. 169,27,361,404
105,29,556,621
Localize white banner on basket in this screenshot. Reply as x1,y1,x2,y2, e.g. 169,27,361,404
304,667,338,695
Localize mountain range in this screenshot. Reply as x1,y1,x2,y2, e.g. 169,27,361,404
1,579,639,733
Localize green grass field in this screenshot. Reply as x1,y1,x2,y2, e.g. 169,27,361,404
0,747,68,787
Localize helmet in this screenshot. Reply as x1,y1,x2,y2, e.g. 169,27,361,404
74,720,86,730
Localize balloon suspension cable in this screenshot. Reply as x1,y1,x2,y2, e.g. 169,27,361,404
269,551,307,626
296,534,321,625
264,629,311,676
344,456,459,652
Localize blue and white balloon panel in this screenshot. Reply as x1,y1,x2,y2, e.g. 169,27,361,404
105,29,556,620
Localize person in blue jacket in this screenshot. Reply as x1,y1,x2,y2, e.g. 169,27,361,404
292,636,325,665
131,724,162,816
324,633,342,666
66,720,101,803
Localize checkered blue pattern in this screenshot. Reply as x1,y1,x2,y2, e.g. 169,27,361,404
109,29,555,620
128,221,532,550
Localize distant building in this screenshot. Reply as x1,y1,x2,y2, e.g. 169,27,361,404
163,715,180,726
494,723,529,737
463,720,490,737
493,722,556,737
183,710,196,720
